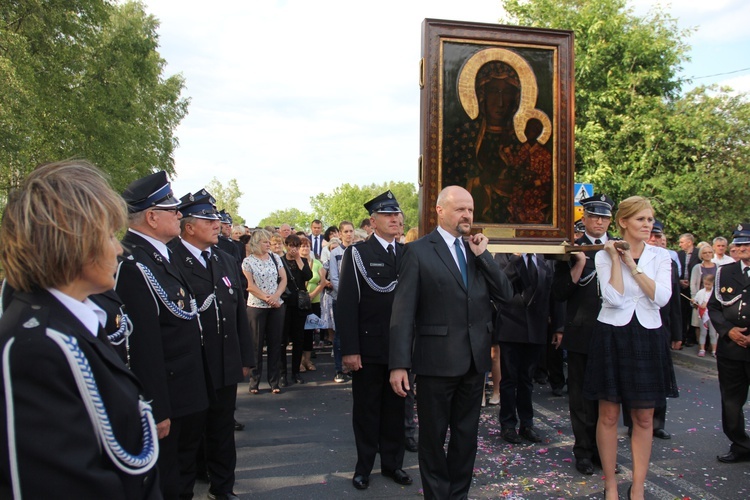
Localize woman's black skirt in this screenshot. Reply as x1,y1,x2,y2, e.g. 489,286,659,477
583,315,679,409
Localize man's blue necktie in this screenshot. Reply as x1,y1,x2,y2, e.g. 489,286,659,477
455,238,468,287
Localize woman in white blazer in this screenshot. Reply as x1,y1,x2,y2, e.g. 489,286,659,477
584,196,678,500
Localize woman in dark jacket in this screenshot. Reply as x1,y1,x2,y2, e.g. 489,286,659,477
0,161,160,499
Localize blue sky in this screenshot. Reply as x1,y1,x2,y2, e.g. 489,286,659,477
142,0,750,226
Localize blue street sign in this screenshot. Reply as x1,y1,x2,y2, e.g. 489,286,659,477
574,183,593,206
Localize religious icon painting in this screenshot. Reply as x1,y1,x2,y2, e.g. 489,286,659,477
418,19,575,246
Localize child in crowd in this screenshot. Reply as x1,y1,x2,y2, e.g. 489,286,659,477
692,273,718,357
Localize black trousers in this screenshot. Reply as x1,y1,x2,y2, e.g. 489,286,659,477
567,351,599,460
499,342,543,429
247,305,285,390
416,369,484,500
158,410,207,500
203,385,239,495
279,306,305,378
536,330,565,389
351,363,405,476
679,293,694,342
717,355,750,454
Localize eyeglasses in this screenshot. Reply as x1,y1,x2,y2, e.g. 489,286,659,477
152,207,179,215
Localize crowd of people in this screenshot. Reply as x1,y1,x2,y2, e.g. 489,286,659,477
1,161,750,500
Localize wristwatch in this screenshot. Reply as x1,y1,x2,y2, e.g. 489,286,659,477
631,266,644,276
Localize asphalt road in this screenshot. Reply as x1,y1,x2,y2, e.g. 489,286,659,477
194,345,748,499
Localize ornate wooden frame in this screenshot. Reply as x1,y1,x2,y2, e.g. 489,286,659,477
418,19,575,249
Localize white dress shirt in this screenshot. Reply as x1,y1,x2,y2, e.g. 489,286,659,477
48,288,107,338
595,243,673,328
436,226,467,271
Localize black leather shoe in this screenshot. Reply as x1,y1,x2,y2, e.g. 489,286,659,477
717,450,750,463
382,468,413,485
279,376,288,388
551,387,565,397
520,426,543,443
575,458,595,475
501,427,522,444
405,437,418,452
653,428,671,439
294,375,305,384
352,474,369,490
233,419,245,431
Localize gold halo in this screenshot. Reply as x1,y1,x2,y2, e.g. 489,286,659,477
457,47,551,144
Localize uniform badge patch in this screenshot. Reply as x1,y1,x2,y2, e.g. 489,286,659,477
22,318,39,329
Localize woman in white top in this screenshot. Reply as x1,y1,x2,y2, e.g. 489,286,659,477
242,229,287,394
584,196,678,500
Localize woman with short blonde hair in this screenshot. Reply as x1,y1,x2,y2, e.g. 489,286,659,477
0,160,159,498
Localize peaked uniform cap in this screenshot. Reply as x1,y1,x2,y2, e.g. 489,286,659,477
732,223,750,245
364,190,401,215
122,171,180,213
179,189,220,220
219,209,232,225
581,194,615,217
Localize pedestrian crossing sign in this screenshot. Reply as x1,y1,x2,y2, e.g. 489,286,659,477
574,183,593,205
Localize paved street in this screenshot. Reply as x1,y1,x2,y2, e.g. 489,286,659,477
196,346,749,499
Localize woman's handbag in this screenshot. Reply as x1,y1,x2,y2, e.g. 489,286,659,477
296,290,312,310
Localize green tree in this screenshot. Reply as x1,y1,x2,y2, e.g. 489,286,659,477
0,0,188,198
501,0,750,239
257,208,312,232
206,177,245,225
651,86,750,239
309,182,418,230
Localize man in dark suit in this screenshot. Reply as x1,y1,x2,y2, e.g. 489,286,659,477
495,251,563,444
678,233,702,345
389,185,512,500
115,171,210,499
337,191,411,490
708,223,750,464
309,219,325,260
552,194,615,474
171,190,254,500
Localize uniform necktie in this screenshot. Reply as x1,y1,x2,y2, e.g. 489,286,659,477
595,239,602,245
201,251,213,281
527,254,538,288
387,243,396,267
454,238,468,287
314,237,319,258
